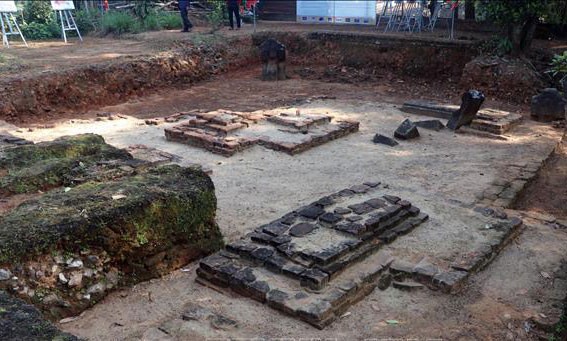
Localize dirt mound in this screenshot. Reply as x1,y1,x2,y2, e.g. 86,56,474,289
460,56,544,104
0,36,255,124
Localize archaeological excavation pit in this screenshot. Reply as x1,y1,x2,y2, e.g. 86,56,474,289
0,25,566,341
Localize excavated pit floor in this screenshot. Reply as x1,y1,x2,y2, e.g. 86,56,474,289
1,72,565,339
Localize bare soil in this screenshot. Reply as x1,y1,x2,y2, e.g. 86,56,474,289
515,135,567,220
0,21,566,340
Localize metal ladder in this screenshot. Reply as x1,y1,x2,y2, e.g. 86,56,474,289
56,10,83,43
0,12,27,48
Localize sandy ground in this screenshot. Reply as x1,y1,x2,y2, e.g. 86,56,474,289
3,72,564,339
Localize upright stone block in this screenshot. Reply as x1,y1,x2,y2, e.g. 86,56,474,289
447,90,486,130
260,38,286,81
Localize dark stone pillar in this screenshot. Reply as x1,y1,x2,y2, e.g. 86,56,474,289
260,38,286,81
447,90,485,130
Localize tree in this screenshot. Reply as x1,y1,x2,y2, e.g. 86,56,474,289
477,0,566,56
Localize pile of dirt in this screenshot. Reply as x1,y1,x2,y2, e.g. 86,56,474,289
0,36,256,124
460,56,545,104
0,134,223,320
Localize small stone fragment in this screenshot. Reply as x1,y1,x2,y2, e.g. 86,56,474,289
300,268,329,291
366,198,386,208
262,222,289,236
68,273,83,288
67,259,83,269
373,134,399,147
289,223,317,237
0,269,12,281
298,205,325,220
414,120,445,131
392,281,425,290
319,212,342,224
394,119,420,140
346,215,363,222
86,282,106,295
334,207,352,215
378,273,392,290
383,195,401,204
58,273,68,284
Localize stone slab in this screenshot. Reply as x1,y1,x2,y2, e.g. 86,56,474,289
401,100,522,135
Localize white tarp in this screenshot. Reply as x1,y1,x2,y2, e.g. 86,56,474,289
297,0,334,17
297,0,376,25
334,0,376,24
51,0,75,11
0,1,18,13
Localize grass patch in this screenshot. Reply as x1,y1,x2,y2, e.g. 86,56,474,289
101,11,141,36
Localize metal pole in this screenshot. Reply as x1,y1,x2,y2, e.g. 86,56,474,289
59,10,67,43
11,14,27,47
450,6,455,39
253,5,256,33
68,10,83,42
1,14,9,48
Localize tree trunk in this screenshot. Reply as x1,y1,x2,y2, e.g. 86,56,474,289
465,0,475,20
508,18,538,56
520,18,537,53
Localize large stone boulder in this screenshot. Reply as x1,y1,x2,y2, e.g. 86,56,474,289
0,134,223,320
530,88,566,122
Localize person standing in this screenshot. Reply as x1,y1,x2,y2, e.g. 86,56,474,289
179,0,193,32
227,0,242,30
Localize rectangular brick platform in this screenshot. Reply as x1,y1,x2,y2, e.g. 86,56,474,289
164,110,359,156
196,183,430,328
196,184,525,329
401,100,522,135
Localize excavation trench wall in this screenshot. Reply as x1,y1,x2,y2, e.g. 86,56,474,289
0,32,481,123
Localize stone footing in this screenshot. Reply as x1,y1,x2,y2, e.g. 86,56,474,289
165,110,359,156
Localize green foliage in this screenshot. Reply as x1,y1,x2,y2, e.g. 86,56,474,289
133,0,153,20
206,0,226,33
74,9,102,34
477,0,547,25
496,37,512,55
23,0,54,25
548,52,567,82
157,12,183,30
101,11,141,36
142,13,161,31
20,21,60,40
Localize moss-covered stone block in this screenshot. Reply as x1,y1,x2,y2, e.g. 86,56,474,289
0,134,135,195
0,291,79,341
0,134,223,320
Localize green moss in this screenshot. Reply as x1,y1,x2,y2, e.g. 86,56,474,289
0,134,133,196
0,164,222,265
